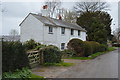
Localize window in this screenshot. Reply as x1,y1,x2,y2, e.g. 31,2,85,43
61,27,65,34
49,26,53,33
61,43,65,50
71,29,74,35
78,30,81,36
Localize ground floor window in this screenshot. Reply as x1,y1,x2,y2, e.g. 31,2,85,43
61,43,65,50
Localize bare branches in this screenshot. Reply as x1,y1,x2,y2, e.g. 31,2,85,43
45,0,61,17
74,2,109,14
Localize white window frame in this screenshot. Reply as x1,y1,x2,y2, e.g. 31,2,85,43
48,26,53,34
61,43,65,50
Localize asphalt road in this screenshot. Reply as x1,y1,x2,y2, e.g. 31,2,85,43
56,49,118,78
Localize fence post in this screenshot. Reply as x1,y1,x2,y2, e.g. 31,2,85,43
39,49,44,65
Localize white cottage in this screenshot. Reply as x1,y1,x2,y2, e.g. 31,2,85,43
20,13,87,50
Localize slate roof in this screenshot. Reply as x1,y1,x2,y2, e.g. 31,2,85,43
30,13,87,32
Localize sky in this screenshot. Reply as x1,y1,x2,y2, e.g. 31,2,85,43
0,0,119,35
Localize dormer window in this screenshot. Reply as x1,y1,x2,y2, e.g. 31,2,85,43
49,26,53,34
61,27,65,34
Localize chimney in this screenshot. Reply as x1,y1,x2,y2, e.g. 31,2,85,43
41,5,49,17
58,14,62,20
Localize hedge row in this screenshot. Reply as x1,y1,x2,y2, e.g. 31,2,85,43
2,41,30,73
40,45,62,63
67,39,108,57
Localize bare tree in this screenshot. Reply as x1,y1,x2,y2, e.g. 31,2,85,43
74,2,109,14
9,29,18,36
45,0,61,17
63,10,78,23
9,29,19,41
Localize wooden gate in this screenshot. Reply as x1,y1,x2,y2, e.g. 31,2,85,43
27,50,43,68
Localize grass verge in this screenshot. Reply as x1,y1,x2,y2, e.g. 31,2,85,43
66,47,116,60
31,74,44,78
43,62,74,67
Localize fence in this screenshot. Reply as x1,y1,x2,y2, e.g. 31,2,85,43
26,50,44,68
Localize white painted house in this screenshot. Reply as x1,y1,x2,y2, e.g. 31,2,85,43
20,12,87,50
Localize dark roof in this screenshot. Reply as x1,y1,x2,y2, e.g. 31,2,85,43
19,13,87,32
29,13,86,32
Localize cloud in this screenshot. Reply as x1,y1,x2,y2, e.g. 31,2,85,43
2,2,44,18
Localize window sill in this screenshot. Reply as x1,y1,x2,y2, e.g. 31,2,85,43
48,32,53,34
61,34,65,36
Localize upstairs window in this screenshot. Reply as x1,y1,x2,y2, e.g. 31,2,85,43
61,43,65,50
61,27,65,34
49,26,53,34
78,30,81,36
71,29,74,35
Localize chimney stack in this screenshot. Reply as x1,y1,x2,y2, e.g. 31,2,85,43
41,5,49,17
58,14,62,20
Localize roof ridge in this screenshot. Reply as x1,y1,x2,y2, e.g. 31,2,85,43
43,16,56,26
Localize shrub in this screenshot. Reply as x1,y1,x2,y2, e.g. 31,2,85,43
83,41,93,57
23,39,40,51
2,67,31,78
89,41,100,53
61,49,76,58
35,44,46,50
40,45,62,63
99,44,108,52
67,38,84,57
2,41,30,73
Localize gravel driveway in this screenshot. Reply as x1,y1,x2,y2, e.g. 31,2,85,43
32,49,118,78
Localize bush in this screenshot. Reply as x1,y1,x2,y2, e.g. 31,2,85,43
89,41,100,53
2,67,31,78
99,44,108,52
23,39,40,51
40,45,62,63
67,38,84,57
2,41,30,73
67,39,108,57
61,49,76,58
83,41,93,57
35,44,46,50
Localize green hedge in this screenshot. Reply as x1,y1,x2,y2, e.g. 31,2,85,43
23,39,40,51
61,49,76,58
2,41,30,73
67,38,84,57
40,45,62,63
67,39,108,57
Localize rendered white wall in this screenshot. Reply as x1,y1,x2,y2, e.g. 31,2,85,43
20,14,87,49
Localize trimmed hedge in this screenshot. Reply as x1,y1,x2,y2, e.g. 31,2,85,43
67,38,84,57
40,45,62,63
61,49,76,58
67,39,108,57
2,41,30,73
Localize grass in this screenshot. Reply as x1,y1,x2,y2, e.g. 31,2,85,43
66,47,116,60
43,62,74,67
31,74,44,78
107,47,116,51
67,57,91,60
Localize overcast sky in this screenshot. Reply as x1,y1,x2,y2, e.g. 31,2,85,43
0,0,119,35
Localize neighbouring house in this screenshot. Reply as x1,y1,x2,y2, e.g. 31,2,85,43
0,35,20,42
20,6,87,50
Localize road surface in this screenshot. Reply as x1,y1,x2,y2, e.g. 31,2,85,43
56,49,118,78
